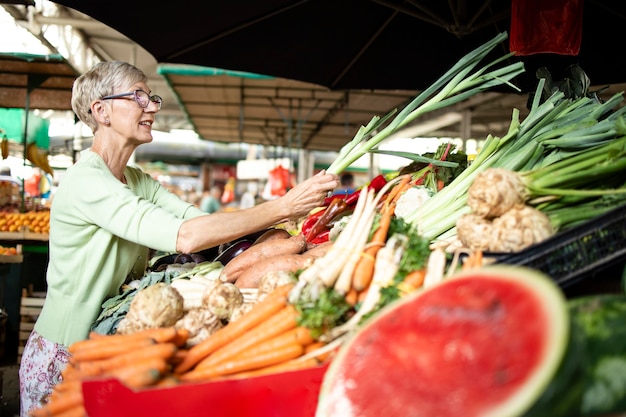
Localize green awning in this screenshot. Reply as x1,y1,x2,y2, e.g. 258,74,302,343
0,108,50,149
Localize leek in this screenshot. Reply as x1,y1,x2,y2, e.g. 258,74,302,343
405,82,626,242
326,31,524,174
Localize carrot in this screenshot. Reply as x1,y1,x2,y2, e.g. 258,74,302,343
235,326,312,360
105,356,169,389
51,380,82,396
69,327,177,355
60,365,82,382
140,326,180,343
194,304,300,370
221,234,307,283
171,348,189,366
154,374,181,388
76,342,177,377
386,174,412,204
171,328,190,347
345,287,358,306
304,340,339,363
228,357,321,380
462,250,483,270
49,404,86,417
179,342,304,382
174,283,294,374
402,269,426,290
69,332,136,354
70,337,156,363
29,389,83,417
350,213,392,292
351,175,411,292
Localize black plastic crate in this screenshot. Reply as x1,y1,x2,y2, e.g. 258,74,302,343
492,203,626,289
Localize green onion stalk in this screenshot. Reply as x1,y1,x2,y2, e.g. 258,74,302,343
405,80,626,242
326,31,524,175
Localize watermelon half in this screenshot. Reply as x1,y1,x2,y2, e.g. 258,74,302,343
316,265,584,417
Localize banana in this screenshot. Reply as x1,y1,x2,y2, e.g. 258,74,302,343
26,143,41,167
38,151,54,176
1,138,8,160
26,143,53,175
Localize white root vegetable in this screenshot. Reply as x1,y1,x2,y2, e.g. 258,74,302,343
170,278,219,311
239,288,258,304
324,233,408,341
203,281,243,320
175,308,223,347
424,247,447,285
303,187,372,289
455,213,493,252
116,283,184,334
291,176,403,303
228,301,256,323
257,270,298,301
333,189,378,294
467,167,526,218
490,204,554,252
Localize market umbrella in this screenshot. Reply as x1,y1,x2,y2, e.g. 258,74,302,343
48,0,625,93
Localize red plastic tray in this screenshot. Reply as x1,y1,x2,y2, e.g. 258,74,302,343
82,363,328,417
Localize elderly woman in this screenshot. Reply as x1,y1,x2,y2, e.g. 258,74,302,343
19,60,339,415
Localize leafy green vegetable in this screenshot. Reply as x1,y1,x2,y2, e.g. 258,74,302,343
90,270,177,335
359,217,431,323
294,284,352,339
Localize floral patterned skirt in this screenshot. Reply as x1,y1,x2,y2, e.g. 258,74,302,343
18,330,70,417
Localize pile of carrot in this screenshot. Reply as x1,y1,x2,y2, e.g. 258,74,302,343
174,282,331,381
29,284,333,417
29,326,189,417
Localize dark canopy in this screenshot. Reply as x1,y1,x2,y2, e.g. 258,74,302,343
49,0,626,93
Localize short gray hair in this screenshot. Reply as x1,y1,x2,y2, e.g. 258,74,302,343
71,61,147,133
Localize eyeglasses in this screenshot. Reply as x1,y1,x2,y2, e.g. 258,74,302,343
101,90,162,110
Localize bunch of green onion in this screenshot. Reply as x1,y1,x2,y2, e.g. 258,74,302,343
405,78,626,242
326,31,524,175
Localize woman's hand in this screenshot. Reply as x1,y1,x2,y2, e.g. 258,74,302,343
280,170,340,219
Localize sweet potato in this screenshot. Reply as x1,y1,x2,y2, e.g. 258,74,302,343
303,240,333,258
235,253,315,289
252,228,292,245
220,234,307,283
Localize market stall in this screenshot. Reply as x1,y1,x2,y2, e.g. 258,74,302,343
24,32,626,417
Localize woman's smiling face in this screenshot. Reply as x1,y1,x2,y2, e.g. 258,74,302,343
107,82,160,144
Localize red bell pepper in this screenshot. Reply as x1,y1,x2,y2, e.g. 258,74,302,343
305,197,349,242
344,174,388,206
301,208,326,237
322,193,347,207
309,229,330,244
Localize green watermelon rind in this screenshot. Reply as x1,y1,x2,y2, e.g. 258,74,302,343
316,265,575,417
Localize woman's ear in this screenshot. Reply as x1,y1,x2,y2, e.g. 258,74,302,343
90,101,109,125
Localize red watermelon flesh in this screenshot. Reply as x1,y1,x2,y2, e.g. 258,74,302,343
317,266,570,417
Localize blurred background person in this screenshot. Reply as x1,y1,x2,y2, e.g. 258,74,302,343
200,185,222,213
333,172,355,196
239,181,258,209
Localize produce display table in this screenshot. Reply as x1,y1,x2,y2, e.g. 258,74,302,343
82,363,328,417
0,231,48,242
